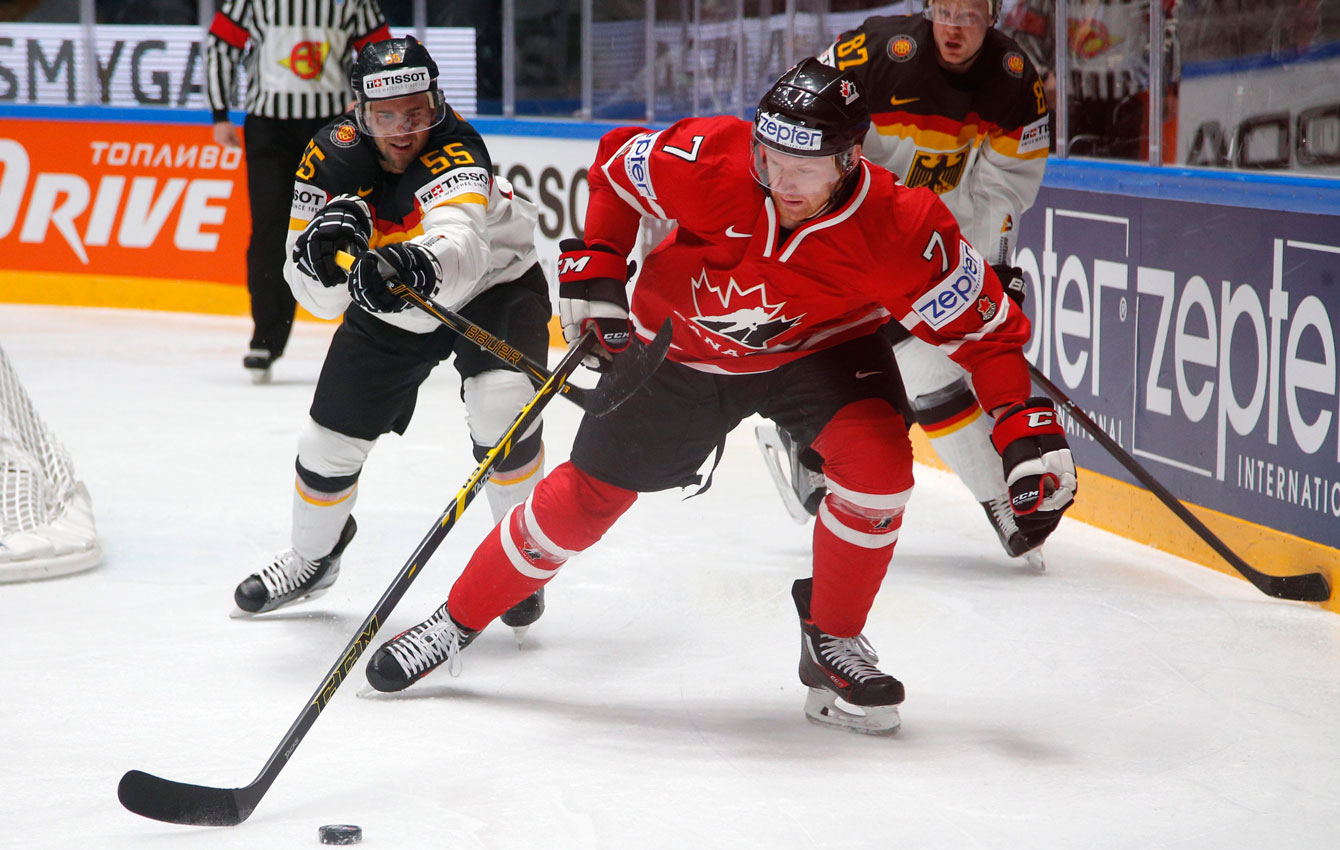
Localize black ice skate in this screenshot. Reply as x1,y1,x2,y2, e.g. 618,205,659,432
499,587,545,646
982,495,1045,570
792,578,903,735
242,348,275,385
364,603,479,692
233,516,357,614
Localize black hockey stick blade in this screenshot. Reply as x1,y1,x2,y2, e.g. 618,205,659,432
1028,364,1330,602
118,771,252,827
581,317,673,415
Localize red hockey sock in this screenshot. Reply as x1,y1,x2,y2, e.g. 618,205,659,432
808,399,914,636
448,461,637,630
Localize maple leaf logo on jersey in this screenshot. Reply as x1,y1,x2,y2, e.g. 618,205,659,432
977,294,998,322
689,269,802,349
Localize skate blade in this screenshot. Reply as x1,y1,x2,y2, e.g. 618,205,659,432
510,624,529,647
1022,548,1046,571
248,367,272,385
754,423,814,525
803,688,901,736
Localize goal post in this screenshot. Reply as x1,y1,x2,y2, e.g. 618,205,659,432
0,344,102,582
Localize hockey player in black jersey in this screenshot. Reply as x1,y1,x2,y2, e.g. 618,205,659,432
232,36,548,638
758,0,1057,567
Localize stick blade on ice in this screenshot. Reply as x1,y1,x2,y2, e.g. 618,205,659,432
118,769,251,827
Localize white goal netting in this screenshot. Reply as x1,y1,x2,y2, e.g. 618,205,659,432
0,344,101,582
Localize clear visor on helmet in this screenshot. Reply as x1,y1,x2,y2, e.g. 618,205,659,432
750,138,856,196
355,91,447,137
923,2,991,29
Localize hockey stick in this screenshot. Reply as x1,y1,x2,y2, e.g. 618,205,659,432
333,249,639,416
1027,363,1330,602
118,330,623,827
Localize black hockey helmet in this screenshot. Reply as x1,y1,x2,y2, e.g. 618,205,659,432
751,58,869,198
350,36,447,136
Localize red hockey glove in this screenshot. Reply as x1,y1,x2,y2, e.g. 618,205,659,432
991,397,1077,542
557,238,633,370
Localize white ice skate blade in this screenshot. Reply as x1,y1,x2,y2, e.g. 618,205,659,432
754,423,814,525
803,688,901,736
248,367,272,385
510,625,530,647
1021,548,1046,571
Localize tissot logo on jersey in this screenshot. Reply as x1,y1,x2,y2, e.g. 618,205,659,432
913,241,985,330
755,113,823,152
362,68,430,98
689,269,802,350
1017,116,1051,155
290,183,327,218
415,166,490,209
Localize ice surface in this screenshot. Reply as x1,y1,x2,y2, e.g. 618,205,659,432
2,304,1338,850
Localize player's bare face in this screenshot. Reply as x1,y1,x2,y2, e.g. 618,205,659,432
368,95,434,173
760,148,842,228
927,0,991,72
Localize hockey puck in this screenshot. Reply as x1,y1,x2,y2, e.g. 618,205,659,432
318,824,362,845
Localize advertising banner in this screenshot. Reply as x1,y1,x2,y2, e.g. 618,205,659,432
1014,186,1340,548
0,118,249,283
0,24,476,114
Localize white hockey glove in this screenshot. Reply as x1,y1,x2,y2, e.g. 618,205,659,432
293,195,372,287
991,397,1077,545
348,243,441,313
557,238,633,371
992,264,1027,308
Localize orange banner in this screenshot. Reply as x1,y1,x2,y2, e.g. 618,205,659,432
0,119,250,284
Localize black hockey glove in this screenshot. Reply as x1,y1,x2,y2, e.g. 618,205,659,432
557,238,634,371
348,242,440,314
293,195,372,287
992,264,1027,307
991,397,1077,542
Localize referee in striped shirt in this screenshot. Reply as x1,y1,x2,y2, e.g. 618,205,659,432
207,0,390,382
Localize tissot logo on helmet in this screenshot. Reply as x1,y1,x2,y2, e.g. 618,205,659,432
363,68,429,98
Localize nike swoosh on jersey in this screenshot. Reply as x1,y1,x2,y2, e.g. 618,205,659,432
357,186,374,197
855,370,882,379
889,96,919,106
725,225,751,238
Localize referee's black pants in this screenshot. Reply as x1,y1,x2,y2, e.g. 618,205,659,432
242,113,332,359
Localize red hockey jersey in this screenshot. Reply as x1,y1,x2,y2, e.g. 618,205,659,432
583,115,1032,413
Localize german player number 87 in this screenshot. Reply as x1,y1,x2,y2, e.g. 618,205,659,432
834,33,868,70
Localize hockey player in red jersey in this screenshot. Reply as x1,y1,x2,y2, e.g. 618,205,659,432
362,58,1077,735
759,0,1055,568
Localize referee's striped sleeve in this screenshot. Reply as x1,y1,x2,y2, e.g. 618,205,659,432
205,0,252,122
350,0,390,51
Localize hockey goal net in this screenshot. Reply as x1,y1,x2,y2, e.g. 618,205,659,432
0,344,101,582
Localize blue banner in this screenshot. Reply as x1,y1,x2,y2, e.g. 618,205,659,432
1016,186,1340,548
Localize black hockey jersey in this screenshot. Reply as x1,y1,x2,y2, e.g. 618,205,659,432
283,111,539,333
